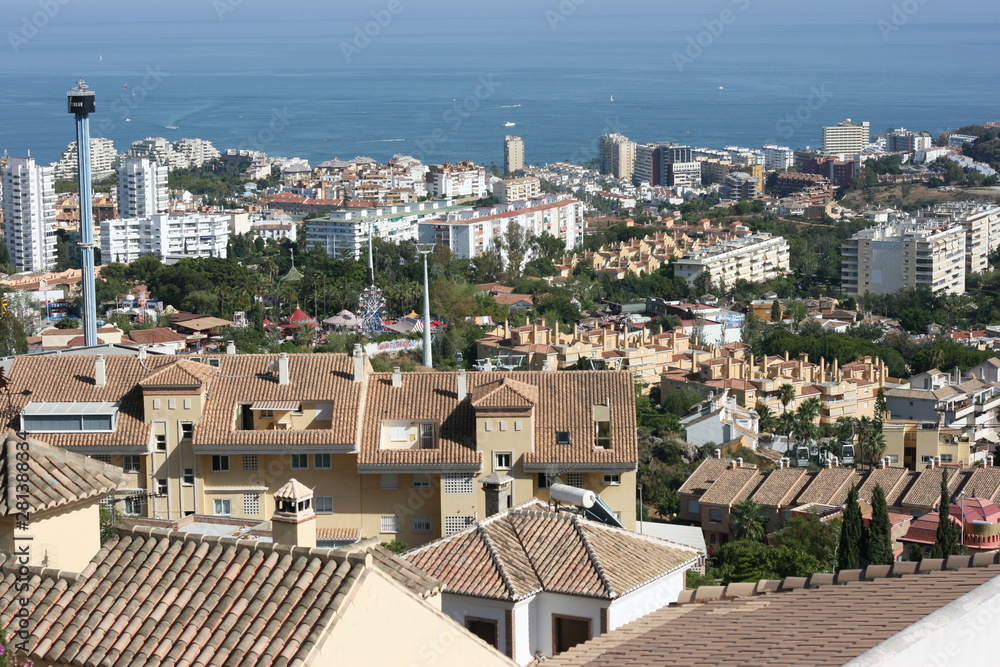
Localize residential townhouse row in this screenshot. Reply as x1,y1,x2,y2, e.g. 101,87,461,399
2,350,638,547
678,455,1000,548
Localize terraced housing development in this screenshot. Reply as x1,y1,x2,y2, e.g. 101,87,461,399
2,350,638,547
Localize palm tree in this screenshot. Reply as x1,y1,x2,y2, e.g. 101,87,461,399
777,412,797,454
778,383,796,414
865,429,887,469
755,404,776,434
730,499,767,542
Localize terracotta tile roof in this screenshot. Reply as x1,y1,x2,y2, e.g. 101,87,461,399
139,358,219,387
547,560,1000,667
3,355,179,449
492,292,534,307
367,544,443,598
960,466,1000,504
0,433,123,515
794,467,861,506
856,466,914,506
471,377,539,408
195,354,365,449
0,525,440,667
126,327,188,345
404,501,698,602
900,467,970,508
698,466,764,506
677,458,731,496
750,467,810,508
359,371,637,471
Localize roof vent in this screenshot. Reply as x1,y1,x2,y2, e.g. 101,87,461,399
391,367,402,388
714,448,722,459
94,355,106,388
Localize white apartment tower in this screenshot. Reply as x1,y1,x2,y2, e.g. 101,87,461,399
504,135,524,173
841,222,966,296
599,133,636,181
822,119,871,154
50,138,118,181
101,213,231,264
674,233,790,288
1,157,57,272
762,145,795,171
118,158,169,219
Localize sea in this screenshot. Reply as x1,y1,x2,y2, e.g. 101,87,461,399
1,0,998,168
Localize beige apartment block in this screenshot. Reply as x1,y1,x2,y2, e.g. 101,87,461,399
673,233,790,288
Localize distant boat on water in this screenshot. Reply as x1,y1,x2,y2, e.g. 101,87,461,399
503,121,516,127
718,86,724,90
610,95,614,102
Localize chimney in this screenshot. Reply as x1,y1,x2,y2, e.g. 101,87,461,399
226,340,236,355
825,459,832,469
391,367,402,388
714,448,722,459
989,455,995,467
278,353,290,386
935,455,941,468
457,368,467,401
94,354,106,388
483,358,494,372
137,345,147,360
271,478,316,549
776,458,783,469
542,358,553,372
832,456,840,468
735,457,743,468
352,344,365,383
480,474,513,518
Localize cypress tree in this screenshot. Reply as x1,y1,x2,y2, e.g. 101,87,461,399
867,484,894,565
837,486,863,571
770,299,782,323
929,470,964,559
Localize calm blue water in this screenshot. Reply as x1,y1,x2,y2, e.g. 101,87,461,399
1,0,998,167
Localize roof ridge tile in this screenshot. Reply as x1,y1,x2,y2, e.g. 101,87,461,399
570,515,616,598
477,523,520,600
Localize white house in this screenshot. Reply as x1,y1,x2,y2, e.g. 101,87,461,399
679,390,759,450
403,500,701,664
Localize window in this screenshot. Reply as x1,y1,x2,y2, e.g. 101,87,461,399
921,455,934,464
419,423,435,449
260,410,274,419
124,495,143,515
183,399,192,410
290,454,309,470
180,422,193,441
493,451,513,471
156,479,168,495
565,473,583,488
602,474,620,486
413,515,432,532
155,433,167,451
708,508,723,523
242,454,258,472
183,468,194,485
443,473,473,494
315,496,333,514
940,454,953,463
214,498,232,515
92,454,111,464
211,455,230,473
484,421,493,432
314,453,332,469
412,474,431,489
380,515,399,533
168,399,176,410
388,424,407,441
466,618,499,650
243,493,260,515
380,474,399,489
537,473,551,489
152,399,161,410
123,455,141,473
499,421,507,432
887,454,900,463
595,420,611,449
445,515,474,535
556,431,571,445
514,420,523,431
687,498,699,514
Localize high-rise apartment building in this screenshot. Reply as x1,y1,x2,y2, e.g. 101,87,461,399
822,119,870,154
666,162,702,189
50,138,118,181
720,172,759,201
762,145,795,171
674,233,790,288
841,222,966,296
1,157,57,272
885,128,933,153
599,133,636,181
633,143,660,186
117,157,169,219
503,135,524,173
101,212,231,264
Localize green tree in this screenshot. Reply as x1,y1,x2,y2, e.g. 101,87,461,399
770,299,782,323
837,486,863,570
0,306,28,356
771,515,841,572
730,499,767,542
778,383,796,414
55,317,80,329
929,470,964,559
381,539,408,555
867,485,894,565
715,540,823,583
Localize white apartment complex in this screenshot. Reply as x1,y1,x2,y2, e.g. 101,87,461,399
503,135,524,173
841,222,966,296
172,138,220,168
117,157,169,219
600,133,636,181
920,203,1000,275
305,200,457,260
1,157,57,272
418,196,584,259
426,161,488,198
762,145,795,171
50,138,118,181
101,213,230,264
493,176,541,204
674,233,790,288
822,119,870,154
667,162,702,189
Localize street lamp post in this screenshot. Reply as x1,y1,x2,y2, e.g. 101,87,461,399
637,483,644,533
416,244,435,368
